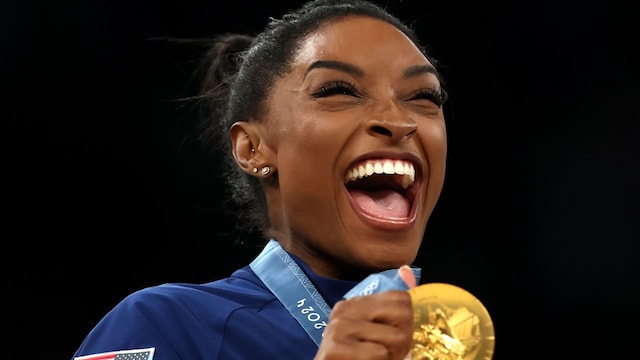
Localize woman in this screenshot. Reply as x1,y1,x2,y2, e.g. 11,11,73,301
73,0,448,359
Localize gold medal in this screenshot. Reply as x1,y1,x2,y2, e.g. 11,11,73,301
408,283,495,360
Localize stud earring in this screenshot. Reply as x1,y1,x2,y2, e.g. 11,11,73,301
253,167,258,173
261,166,271,176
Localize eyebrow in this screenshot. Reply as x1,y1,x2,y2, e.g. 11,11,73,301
403,64,438,78
304,60,365,79
304,60,439,81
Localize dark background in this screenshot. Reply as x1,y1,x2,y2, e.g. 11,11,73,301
3,0,638,359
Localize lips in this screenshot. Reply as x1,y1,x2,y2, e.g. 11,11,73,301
344,158,420,225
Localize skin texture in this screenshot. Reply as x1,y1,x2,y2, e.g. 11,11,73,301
233,15,447,278
231,16,447,359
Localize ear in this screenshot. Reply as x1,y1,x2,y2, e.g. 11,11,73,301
230,121,275,177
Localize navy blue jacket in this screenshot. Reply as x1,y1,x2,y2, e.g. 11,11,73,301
73,258,358,360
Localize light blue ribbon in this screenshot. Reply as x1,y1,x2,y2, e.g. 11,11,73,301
250,239,421,346
250,240,331,346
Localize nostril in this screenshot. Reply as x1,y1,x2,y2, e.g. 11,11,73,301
371,125,392,137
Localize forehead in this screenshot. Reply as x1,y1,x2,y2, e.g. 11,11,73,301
293,15,430,70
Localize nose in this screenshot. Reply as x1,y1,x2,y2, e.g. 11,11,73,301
366,106,417,143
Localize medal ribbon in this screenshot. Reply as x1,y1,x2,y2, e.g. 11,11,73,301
250,239,332,346
342,266,421,299
250,239,422,347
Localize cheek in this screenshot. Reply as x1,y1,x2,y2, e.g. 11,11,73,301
278,117,349,168
421,123,448,206
276,121,338,189
422,122,448,163
275,131,345,235
275,118,352,214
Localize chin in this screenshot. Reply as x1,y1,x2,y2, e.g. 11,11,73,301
357,243,419,271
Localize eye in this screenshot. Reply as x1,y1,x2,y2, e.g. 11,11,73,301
409,87,448,107
311,80,358,98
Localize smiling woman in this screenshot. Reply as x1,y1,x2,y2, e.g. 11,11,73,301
71,1,453,359
228,14,448,277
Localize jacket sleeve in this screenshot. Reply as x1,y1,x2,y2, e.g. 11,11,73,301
71,284,223,360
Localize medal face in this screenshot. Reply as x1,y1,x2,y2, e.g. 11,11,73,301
408,283,495,360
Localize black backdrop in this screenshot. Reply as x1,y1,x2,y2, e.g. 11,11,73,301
4,0,639,359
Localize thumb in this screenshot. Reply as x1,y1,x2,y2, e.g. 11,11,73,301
398,265,417,289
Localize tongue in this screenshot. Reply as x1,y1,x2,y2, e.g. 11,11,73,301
350,189,410,219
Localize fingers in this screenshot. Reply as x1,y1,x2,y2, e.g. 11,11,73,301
316,291,413,360
315,334,392,360
334,290,412,327
398,265,416,289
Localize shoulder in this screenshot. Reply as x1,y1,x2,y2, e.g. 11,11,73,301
119,265,274,316
73,266,278,359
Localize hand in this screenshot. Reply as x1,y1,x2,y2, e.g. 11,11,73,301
314,266,416,360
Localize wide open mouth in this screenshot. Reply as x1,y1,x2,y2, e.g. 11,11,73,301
344,158,419,221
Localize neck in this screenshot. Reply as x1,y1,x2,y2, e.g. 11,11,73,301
273,237,373,281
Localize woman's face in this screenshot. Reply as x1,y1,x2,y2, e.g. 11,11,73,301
260,16,447,278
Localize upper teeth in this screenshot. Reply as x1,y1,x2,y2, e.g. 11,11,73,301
345,159,416,189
